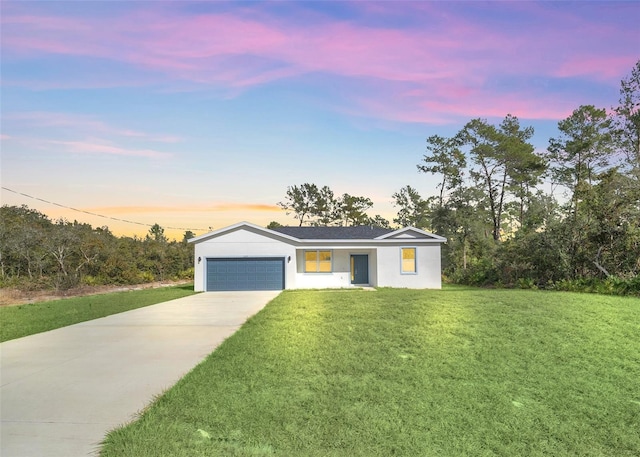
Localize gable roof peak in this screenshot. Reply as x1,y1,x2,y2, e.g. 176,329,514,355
375,226,447,242
188,221,297,243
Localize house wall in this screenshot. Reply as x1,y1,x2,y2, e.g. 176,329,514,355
192,226,443,291
376,244,442,289
193,228,297,291
293,249,376,289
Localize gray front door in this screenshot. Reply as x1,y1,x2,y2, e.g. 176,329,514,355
351,255,369,284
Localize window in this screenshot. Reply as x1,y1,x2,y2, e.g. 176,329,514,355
305,250,332,273
401,247,416,273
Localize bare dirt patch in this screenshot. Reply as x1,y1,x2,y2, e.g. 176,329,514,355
0,280,192,307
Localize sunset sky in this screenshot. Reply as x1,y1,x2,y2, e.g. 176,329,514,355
2,1,639,239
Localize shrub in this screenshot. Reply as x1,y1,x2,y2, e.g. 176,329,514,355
546,276,640,297
516,278,538,290
176,267,194,281
449,258,499,286
81,275,102,286
138,271,156,283
612,275,640,296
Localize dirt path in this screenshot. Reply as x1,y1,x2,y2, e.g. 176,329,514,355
0,280,192,307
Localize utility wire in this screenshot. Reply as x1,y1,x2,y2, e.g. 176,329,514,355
1,186,208,232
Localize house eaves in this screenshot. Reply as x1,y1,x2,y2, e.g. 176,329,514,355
188,221,301,244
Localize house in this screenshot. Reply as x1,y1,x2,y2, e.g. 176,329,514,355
188,222,447,291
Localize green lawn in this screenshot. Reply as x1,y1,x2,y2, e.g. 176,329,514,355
100,287,640,456
0,284,196,342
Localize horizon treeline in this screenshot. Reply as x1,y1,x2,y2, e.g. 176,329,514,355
0,204,194,291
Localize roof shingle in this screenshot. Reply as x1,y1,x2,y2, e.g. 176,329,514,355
272,226,393,240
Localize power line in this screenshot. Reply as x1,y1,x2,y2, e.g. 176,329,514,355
1,186,208,232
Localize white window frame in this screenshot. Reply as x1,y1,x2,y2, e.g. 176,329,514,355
400,247,417,274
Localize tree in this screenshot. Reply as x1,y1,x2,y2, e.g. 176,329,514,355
278,185,377,227
547,106,616,278
392,185,430,228
266,221,283,229
499,115,546,230
313,185,339,226
368,215,392,229
0,205,50,280
0,204,195,290
548,105,614,214
613,59,640,181
418,135,466,208
581,168,640,277
71,221,104,282
46,219,78,289
510,189,557,233
147,223,167,243
439,185,491,272
458,118,505,240
182,231,195,243
336,193,373,226
459,115,541,241
277,184,321,226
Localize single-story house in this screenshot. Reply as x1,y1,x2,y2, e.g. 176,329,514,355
188,222,447,291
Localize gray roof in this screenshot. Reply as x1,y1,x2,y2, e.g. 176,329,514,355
272,226,393,240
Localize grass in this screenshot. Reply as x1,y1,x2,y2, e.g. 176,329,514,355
0,284,196,342
100,287,640,457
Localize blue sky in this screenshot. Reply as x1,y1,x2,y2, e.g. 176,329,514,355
1,1,638,239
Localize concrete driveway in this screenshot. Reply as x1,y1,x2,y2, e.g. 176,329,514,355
0,291,280,457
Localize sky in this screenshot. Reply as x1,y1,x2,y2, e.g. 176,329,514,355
1,1,639,240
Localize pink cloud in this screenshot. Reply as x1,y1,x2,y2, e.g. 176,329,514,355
2,3,637,122
350,78,578,125
0,6,578,84
553,56,637,81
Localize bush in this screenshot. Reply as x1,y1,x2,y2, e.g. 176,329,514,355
176,267,194,281
612,275,640,296
0,275,54,291
138,271,156,283
516,278,538,290
546,276,640,297
449,258,499,286
81,275,101,286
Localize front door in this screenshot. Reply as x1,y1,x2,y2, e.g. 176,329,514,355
351,255,369,285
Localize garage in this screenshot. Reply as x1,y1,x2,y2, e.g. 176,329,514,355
206,257,285,291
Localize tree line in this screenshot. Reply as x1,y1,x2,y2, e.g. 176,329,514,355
0,205,194,291
275,61,640,295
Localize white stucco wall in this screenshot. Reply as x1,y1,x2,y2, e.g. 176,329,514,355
193,228,296,291
376,244,442,289
192,226,443,291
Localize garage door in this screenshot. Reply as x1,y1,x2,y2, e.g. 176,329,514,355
206,258,285,291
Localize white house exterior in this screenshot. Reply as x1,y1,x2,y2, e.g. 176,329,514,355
189,222,447,291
